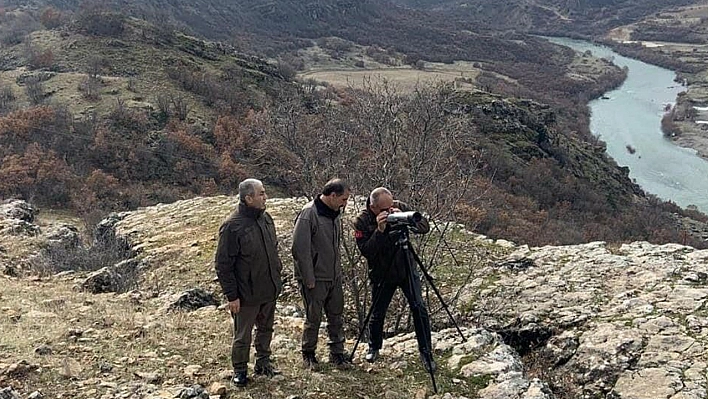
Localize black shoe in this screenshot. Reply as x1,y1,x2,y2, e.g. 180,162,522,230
420,352,437,374
365,348,379,363
254,359,280,377
231,370,248,387
302,351,319,370
329,352,352,369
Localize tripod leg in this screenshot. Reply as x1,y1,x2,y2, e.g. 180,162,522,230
410,245,467,342
401,245,439,393
350,281,391,362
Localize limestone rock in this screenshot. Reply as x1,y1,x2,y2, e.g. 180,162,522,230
0,387,21,399
134,371,162,384
177,385,209,399
169,288,219,312
3,359,39,377
0,199,37,222
208,382,227,395
81,266,121,293
34,344,52,356
45,224,80,248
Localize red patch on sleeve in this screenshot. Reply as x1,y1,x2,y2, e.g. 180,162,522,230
354,230,364,239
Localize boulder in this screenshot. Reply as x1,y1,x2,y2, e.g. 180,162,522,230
168,288,219,312
0,387,21,399
81,267,122,293
0,199,38,222
177,385,209,399
45,224,81,249
94,212,128,246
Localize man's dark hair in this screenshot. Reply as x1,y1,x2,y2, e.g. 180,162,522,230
322,178,349,196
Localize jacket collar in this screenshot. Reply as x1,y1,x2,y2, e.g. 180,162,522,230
315,196,340,220
239,202,264,219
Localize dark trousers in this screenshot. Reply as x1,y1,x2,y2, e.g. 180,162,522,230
300,279,345,354
368,270,432,354
231,300,276,372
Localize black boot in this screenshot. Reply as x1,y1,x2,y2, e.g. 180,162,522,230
365,347,379,363
254,357,280,377
302,351,319,370
231,370,248,387
329,352,352,369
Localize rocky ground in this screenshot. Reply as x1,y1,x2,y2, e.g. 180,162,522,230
2,196,708,398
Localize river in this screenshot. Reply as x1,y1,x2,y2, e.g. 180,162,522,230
546,37,708,213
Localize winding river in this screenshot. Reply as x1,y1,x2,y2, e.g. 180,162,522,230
547,37,708,213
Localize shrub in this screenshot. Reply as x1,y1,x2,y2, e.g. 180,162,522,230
24,76,45,105
0,84,15,113
39,7,65,29
29,219,136,292
75,10,125,37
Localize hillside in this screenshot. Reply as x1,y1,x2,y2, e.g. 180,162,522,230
390,0,699,37
0,0,633,111
0,4,704,249
3,197,708,398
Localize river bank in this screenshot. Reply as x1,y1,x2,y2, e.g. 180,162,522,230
600,12,708,164
548,37,708,213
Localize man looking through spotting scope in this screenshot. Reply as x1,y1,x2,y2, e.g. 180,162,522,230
353,187,435,373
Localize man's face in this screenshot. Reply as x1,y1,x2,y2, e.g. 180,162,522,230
328,189,350,210
245,184,267,210
371,194,393,215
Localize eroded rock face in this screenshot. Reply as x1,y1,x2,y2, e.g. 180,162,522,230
45,224,80,249
0,387,21,399
462,241,708,398
387,327,556,399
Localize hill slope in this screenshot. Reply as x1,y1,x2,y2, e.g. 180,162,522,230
0,5,703,247
390,0,699,37
3,196,708,398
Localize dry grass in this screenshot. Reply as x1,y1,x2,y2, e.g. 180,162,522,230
0,273,450,398
298,65,479,92
0,196,502,398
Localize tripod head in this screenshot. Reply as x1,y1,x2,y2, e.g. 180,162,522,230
389,224,412,249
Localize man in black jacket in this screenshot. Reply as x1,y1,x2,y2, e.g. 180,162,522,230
353,187,435,373
215,178,283,387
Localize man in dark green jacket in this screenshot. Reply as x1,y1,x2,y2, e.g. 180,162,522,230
215,178,283,387
292,178,351,369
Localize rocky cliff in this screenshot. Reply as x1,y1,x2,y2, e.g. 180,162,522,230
1,196,707,399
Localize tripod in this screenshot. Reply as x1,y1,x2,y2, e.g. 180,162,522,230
350,224,466,393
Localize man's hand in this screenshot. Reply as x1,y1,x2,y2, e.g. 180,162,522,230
376,211,388,232
377,207,401,232
228,298,241,314
306,280,315,289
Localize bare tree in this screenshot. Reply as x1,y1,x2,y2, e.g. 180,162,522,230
0,84,16,113
155,93,171,117
78,75,102,101
25,76,45,105
170,94,190,121
248,78,480,336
